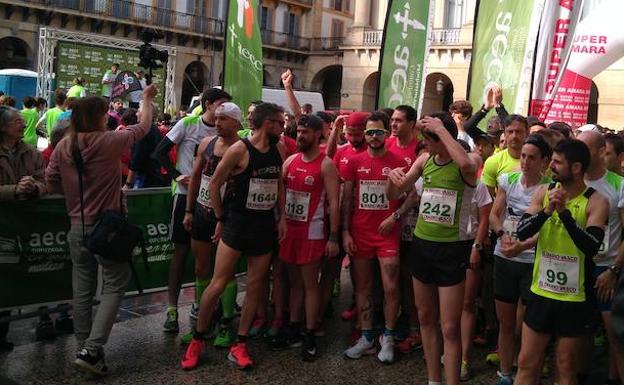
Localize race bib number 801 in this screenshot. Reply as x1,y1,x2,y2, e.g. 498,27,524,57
359,180,388,210
246,178,278,210
419,187,457,225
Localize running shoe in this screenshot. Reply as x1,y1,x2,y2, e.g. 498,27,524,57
265,319,282,339
496,371,513,385
377,335,395,364
486,348,500,366
460,360,471,381
213,324,234,348
54,316,74,334
344,335,376,359
35,319,56,341
74,348,108,376
163,308,179,333
228,342,254,370
181,339,204,370
301,334,317,362
340,304,357,321
397,333,422,354
189,303,199,320
248,318,267,338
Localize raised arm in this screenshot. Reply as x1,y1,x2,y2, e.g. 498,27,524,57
281,69,302,120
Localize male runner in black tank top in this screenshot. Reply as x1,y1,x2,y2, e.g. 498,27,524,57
181,102,242,346
181,102,287,370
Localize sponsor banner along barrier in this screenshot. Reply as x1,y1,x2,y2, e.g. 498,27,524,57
0,188,194,309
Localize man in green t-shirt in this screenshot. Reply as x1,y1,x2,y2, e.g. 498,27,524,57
36,89,67,138
481,115,529,197
515,139,608,385
20,96,39,147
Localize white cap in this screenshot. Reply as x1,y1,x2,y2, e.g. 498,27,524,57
577,124,599,133
215,102,242,123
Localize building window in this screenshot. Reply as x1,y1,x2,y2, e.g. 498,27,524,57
211,0,225,20
287,12,298,35
260,6,272,30
330,0,342,12
445,0,466,29
331,19,344,37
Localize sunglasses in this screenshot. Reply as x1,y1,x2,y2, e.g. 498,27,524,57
364,129,386,137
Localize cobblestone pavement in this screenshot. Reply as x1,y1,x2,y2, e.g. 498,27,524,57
0,269,606,385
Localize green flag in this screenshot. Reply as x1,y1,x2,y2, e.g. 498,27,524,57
376,0,432,111
223,0,263,112
468,0,545,122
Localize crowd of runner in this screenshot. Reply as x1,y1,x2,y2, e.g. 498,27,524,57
2,69,624,385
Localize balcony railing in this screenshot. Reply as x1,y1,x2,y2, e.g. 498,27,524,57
360,28,463,47
363,29,383,46
9,0,225,36
430,28,461,45
310,37,344,51
260,29,310,51
281,0,313,6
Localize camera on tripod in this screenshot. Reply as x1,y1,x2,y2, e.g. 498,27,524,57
139,29,168,84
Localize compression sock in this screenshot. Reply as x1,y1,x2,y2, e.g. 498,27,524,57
195,278,210,304
221,280,237,319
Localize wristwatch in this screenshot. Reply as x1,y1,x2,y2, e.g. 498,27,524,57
472,243,483,251
391,211,402,221
609,264,621,276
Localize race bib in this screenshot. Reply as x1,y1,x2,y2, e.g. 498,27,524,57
537,250,580,295
502,215,521,241
197,175,226,208
419,188,457,225
286,189,311,222
401,209,418,242
359,180,388,210
246,178,278,210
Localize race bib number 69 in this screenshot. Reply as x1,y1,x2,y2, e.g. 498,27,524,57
246,178,278,210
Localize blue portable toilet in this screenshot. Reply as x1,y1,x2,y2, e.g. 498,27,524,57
0,69,37,109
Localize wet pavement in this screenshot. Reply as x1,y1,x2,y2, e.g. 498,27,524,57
0,268,607,385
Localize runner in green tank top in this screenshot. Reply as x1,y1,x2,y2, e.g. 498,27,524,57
387,112,479,385
514,139,608,385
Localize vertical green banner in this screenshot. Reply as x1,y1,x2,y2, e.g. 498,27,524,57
223,0,263,112
376,0,432,111
468,0,545,120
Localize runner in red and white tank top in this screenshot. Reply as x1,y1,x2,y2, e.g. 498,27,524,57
279,114,340,361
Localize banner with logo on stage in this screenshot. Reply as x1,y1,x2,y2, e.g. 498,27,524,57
468,0,544,123
223,0,263,113
530,0,624,127
376,0,433,113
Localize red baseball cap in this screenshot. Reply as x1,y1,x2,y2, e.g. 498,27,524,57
346,112,371,129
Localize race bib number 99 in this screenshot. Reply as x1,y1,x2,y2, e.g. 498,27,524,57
537,250,580,295
246,178,278,210
419,188,457,225
359,180,388,210
286,189,311,222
